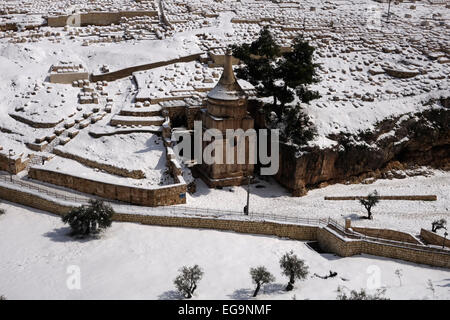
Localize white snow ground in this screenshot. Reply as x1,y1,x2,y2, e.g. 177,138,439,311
183,169,450,235
0,201,448,300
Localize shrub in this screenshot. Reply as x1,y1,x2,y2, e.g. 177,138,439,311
62,200,114,237
174,265,204,299
336,286,389,300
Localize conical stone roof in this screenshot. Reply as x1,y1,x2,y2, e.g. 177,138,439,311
207,49,247,101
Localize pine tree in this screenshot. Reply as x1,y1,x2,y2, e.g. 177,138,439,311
232,27,320,146
281,104,317,145
62,199,114,237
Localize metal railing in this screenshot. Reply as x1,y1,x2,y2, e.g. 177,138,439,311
0,174,327,226
0,175,89,203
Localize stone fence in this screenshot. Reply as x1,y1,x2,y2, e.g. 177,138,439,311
351,226,421,244
46,11,158,28
325,195,437,201
0,152,30,174
0,183,448,269
53,148,145,179
28,167,186,207
420,228,450,249
90,53,202,82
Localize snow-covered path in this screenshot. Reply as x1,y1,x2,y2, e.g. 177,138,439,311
184,170,450,235
0,202,448,300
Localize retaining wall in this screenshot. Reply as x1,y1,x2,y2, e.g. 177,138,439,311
28,167,186,207
0,183,448,269
53,148,145,179
91,53,202,82
421,229,450,248
46,11,158,27
352,226,421,244
0,153,30,174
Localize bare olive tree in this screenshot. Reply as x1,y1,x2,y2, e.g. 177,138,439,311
359,190,380,220
279,251,309,291
250,266,275,297
174,265,204,299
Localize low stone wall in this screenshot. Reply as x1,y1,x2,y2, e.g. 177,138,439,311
53,148,145,179
0,183,71,215
114,213,318,240
325,195,437,201
49,72,89,84
0,153,30,174
421,229,450,248
0,183,448,269
352,226,421,244
28,167,187,207
46,11,158,27
9,113,63,129
91,53,202,82
318,227,450,268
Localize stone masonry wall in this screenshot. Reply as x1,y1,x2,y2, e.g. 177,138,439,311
352,226,421,244
0,183,448,269
317,227,450,268
53,149,145,179
421,229,450,248
28,167,186,207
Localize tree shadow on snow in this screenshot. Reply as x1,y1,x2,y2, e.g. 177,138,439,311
43,227,98,243
228,283,286,300
343,213,364,220
228,288,253,300
158,290,184,300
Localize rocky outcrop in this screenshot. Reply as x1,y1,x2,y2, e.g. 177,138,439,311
276,102,450,195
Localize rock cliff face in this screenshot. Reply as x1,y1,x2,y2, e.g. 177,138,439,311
275,99,450,196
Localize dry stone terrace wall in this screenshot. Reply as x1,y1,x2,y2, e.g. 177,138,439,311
317,228,450,269
52,148,146,179
421,229,450,249
90,53,202,82
0,182,449,269
28,167,187,207
46,11,158,28
352,226,421,245
0,153,30,174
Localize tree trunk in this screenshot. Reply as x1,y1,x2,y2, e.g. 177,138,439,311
286,276,295,291
286,282,294,291
253,284,261,297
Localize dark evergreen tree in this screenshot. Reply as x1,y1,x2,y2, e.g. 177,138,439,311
281,104,317,145
62,199,114,237
250,266,275,297
174,265,204,299
279,250,309,291
232,27,320,146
